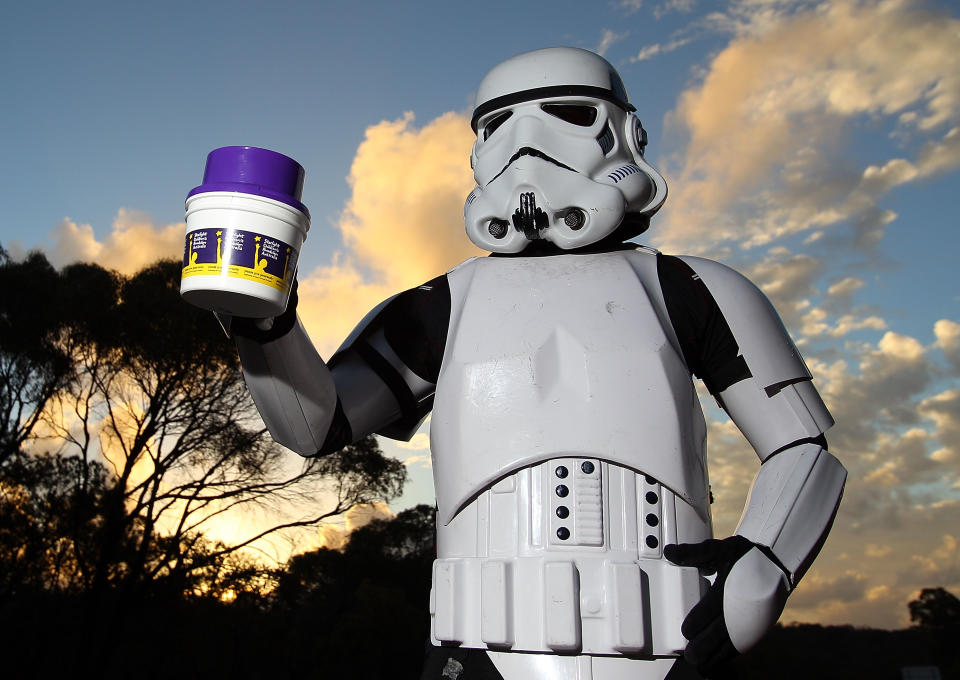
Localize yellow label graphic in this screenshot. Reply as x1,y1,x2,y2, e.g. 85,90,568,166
181,228,297,293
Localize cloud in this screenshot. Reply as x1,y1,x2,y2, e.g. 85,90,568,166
831,315,888,337
905,534,960,588
822,276,867,315
400,453,432,469
336,112,480,286
788,570,869,608
800,320,960,531
700,416,757,536
783,498,960,627
296,111,481,356
629,38,691,62
596,29,629,56
935,319,960,352
934,319,960,373
344,501,395,531
45,209,183,275
826,277,864,299
800,308,887,339
920,389,960,465
654,0,696,19
30,112,479,359
744,247,822,328
314,524,349,551
654,0,960,254
295,257,398,357
395,432,430,451
314,501,395,550
820,330,937,455
703,247,887,345
619,0,695,19
865,544,893,558
392,421,434,470
785,580,911,629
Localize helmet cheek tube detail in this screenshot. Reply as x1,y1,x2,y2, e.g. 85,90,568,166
465,158,639,252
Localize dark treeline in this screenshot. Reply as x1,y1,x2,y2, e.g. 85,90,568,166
1,249,958,679
1,503,438,679
4,527,958,679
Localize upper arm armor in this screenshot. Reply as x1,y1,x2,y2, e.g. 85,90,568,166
330,327,435,442
677,256,807,388
233,275,449,457
678,256,833,460
329,275,450,443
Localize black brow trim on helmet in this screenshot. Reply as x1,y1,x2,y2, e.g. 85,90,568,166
471,85,635,131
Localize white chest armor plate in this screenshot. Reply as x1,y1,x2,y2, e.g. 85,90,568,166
431,250,709,525
428,250,712,657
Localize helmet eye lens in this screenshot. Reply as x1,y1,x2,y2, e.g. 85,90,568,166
483,111,512,141
541,104,597,127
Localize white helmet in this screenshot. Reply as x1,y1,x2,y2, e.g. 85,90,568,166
465,47,667,253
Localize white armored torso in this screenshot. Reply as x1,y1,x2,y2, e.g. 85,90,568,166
428,249,712,658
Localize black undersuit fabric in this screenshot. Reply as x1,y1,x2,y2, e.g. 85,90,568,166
654,254,751,395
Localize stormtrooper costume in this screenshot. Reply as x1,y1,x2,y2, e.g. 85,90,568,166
229,48,846,680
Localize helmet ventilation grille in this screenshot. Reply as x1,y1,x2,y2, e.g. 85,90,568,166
607,164,641,184
597,124,615,155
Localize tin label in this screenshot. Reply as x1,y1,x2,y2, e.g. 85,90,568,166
181,228,298,292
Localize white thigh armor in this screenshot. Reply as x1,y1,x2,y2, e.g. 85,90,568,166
429,250,712,657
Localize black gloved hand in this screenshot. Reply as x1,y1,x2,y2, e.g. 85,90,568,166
664,535,755,680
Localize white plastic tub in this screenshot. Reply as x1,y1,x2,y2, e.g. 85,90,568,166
181,191,309,317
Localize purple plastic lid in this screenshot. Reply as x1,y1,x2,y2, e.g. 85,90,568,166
187,146,309,218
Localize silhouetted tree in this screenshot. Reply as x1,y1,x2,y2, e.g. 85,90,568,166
0,248,76,466
345,503,436,562
0,250,407,598
909,587,960,628
0,452,109,595
275,504,435,610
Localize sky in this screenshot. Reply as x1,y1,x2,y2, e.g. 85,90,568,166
2,0,959,629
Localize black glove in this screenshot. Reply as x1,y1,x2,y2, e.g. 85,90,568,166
664,535,755,679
